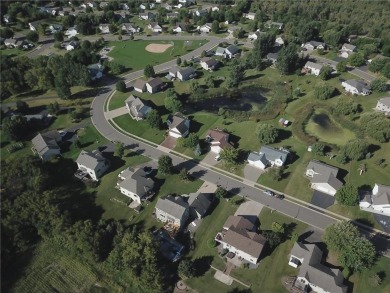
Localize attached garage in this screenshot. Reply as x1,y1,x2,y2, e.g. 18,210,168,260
311,183,336,196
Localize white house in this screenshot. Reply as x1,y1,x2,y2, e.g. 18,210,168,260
215,47,226,57
341,79,371,95
225,45,240,58
339,43,356,58
133,79,147,93
140,3,147,10
178,0,194,6
215,216,267,265
304,61,324,76
146,77,163,94
121,23,139,34
198,23,212,33
200,57,219,71
49,24,63,34
247,146,289,170
148,22,163,33
275,36,284,46
76,150,109,181
302,41,326,51
167,114,190,138
139,12,155,20
375,97,390,115
172,24,183,33
31,130,62,161
177,67,196,81
205,129,232,154
117,167,155,204
265,21,284,30
99,24,110,34
125,95,151,120
155,195,190,228
166,12,178,19
65,26,78,38
288,242,347,293
359,184,390,216
306,160,343,196
65,40,79,51
244,12,256,20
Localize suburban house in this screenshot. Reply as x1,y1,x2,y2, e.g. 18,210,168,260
75,150,110,181
215,47,226,57
167,113,190,138
267,52,279,64
4,35,26,48
31,130,62,161
168,66,180,78
172,23,184,33
117,167,155,204
187,192,213,219
198,23,212,33
139,12,155,20
122,23,139,34
29,20,43,31
49,24,63,34
194,9,208,17
304,61,324,76
139,3,147,10
375,97,390,115
247,146,289,170
341,79,371,95
133,79,147,93
99,24,110,34
244,12,256,20
225,45,240,58
166,12,178,19
215,216,267,265
302,41,326,51
177,67,196,81
125,95,151,120
179,0,195,6
359,184,390,216
339,43,356,58
148,22,163,33
305,160,343,196
248,30,264,41
87,63,104,80
265,21,284,30
200,57,219,71
205,129,232,154
65,40,79,51
155,195,190,228
275,36,285,46
146,77,164,93
65,26,78,38
288,242,347,293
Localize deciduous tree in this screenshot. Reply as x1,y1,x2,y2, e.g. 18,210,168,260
144,64,155,78
256,123,279,144
336,184,359,206
158,155,173,175
147,109,162,129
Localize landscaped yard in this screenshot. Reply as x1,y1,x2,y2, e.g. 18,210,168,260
107,40,208,70
107,90,129,111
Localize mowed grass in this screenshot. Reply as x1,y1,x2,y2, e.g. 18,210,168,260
107,40,208,70
108,90,129,111
112,114,166,144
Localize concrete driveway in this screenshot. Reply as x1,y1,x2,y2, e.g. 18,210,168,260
197,181,217,193
105,107,128,120
244,165,264,183
160,136,177,149
214,271,233,285
202,151,220,166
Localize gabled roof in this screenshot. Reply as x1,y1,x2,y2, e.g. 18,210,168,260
133,79,147,89
200,57,218,67
306,41,325,47
378,97,390,107
178,67,195,76
125,95,151,118
206,129,232,149
169,66,180,75
155,195,188,220
147,77,163,88
119,167,154,199
342,43,356,51
373,184,390,205
167,114,190,134
31,130,61,157
259,146,289,164
343,79,371,92
226,45,239,55
76,150,107,170
305,61,323,71
187,192,212,217
215,47,226,55
247,152,268,166
307,160,343,190
223,215,254,231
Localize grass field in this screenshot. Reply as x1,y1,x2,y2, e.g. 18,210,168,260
107,40,208,70
107,91,129,111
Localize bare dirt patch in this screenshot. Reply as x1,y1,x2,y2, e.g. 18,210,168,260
145,43,173,53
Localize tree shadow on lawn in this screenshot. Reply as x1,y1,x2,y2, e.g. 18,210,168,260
71,88,101,100
15,89,47,99
187,116,204,133
193,256,214,277
242,72,264,81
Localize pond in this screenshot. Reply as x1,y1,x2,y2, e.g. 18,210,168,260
311,113,341,132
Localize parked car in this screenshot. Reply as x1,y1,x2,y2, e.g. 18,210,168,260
215,155,221,161
264,190,274,196
276,193,284,200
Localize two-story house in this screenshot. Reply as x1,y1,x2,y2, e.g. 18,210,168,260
76,150,109,181
359,184,390,216
125,95,151,120
167,113,190,138
200,57,219,71
375,97,390,115
31,130,62,161
304,61,324,76
305,160,343,196
247,146,289,170
177,67,196,81
205,129,233,154
155,195,190,228
339,43,356,58
146,77,164,93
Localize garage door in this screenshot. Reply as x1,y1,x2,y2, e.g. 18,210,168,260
315,185,334,196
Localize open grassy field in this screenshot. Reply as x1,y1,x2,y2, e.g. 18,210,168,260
107,40,208,70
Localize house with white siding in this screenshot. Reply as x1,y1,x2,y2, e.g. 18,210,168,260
248,146,289,170
341,79,371,95
155,195,190,228
75,150,109,181
167,113,190,138
359,184,390,216
305,160,343,196
375,97,390,115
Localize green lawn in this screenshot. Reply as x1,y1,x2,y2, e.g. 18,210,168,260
112,114,166,144
108,91,130,111
0,47,26,57
107,40,208,70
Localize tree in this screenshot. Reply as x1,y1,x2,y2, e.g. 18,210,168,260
323,221,376,272
256,123,279,144
349,52,366,67
158,155,173,175
178,133,199,150
263,230,282,249
336,184,359,206
211,20,219,33
268,167,283,181
73,138,82,149
370,77,387,92
381,62,390,78
0,27,14,39
55,76,72,99
314,83,335,100
215,187,228,199
368,58,387,73
47,102,60,115
147,109,162,129
16,101,29,114
311,143,326,156
226,59,244,88
53,31,64,42
2,116,28,141
164,95,183,113
176,57,182,66
336,61,348,73
320,65,332,80
178,259,196,279
252,32,276,69
220,148,240,164
276,43,300,75
144,64,155,78
178,168,190,181
26,31,39,43
116,80,126,92
233,28,244,39
334,97,359,115
360,112,390,142
341,139,369,161
115,142,125,158
200,50,207,58
205,75,215,88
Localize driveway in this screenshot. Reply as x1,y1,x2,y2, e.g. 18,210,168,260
202,151,219,166
244,165,264,183
105,107,128,120
214,271,233,285
311,190,335,209
160,136,177,149
197,181,217,193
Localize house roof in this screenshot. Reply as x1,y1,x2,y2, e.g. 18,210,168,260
343,79,371,92
306,41,325,47
206,129,232,149
155,195,188,220
215,47,226,55
259,146,289,164
125,95,151,118
307,160,343,190
187,192,212,217
267,52,279,60
118,167,154,198
247,151,268,166
31,130,61,157
167,114,190,134
342,43,356,51
169,66,180,74
226,45,239,55
378,97,390,107
76,150,107,170
147,77,163,88
372,184,390,205
305,61,323,70
178,67,195,76
133,79,147,89
294,243,347,293
290,242,310,259
223,216,254,231
200,57,218,67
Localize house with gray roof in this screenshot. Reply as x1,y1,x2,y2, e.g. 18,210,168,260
155,195,190,228
187,192,213,219
99,24,110,34
76,150,109,181
247,146,289,170
375,97,390,115
139,12,155,20
117,167,155,204
360,183,390,216
288,242,347,293
340,43,357,58
306,160,343,196
168,66,180,78
215,46,226,57
31,130,61,161
265,21,284,30
215,215,267,264
125,95,151,120
200,57,219,71
167,113,190,138
88,63,104,80
267,52,279,64
303,41,326,51
341,79,371,95
121,23,139,34
304,61,324,76
225,45,240,58
146,77,163,93
177,67,196,81
133,79,147,93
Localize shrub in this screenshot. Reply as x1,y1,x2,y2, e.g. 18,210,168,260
116,80,126,92
314,83,335,100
